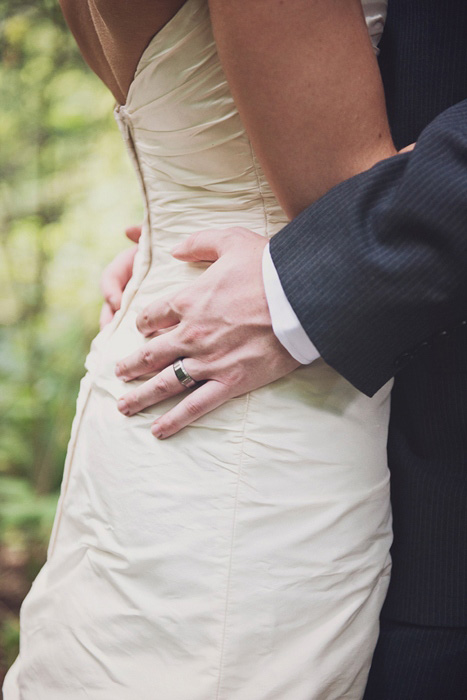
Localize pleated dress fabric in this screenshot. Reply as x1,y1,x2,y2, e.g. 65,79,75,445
4,1,392,698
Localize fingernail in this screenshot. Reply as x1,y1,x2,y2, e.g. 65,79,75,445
117,399,130,415
151,423,164,439
171,244,183,255
109,296,120,311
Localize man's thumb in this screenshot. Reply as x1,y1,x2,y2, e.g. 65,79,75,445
171,228,239,262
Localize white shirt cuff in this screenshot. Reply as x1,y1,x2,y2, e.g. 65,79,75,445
262,244,320,365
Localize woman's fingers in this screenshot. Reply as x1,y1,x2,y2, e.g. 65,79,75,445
100,246,138,312
151,380,232,439
125,225,142,243
100,243,139,329
100,266,124,313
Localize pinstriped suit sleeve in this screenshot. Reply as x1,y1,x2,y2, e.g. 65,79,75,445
270,99,467,396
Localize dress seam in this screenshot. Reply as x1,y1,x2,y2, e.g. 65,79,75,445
213,140,266,698
110,109,153,337
215,392,251,700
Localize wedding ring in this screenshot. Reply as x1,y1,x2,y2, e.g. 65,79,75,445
173,358,197,388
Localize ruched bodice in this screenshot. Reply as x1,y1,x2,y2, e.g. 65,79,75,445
112,0,285,306
90,0,291,400
115,0,285,238
113,0,386,245
86,0,388,398
4,2,393,699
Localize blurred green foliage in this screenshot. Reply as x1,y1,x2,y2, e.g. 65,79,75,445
0,0,142,679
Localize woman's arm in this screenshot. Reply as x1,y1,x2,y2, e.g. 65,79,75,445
209,0,395,218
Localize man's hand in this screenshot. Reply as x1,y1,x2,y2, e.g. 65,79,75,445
99,226,141,329
115,228,300,438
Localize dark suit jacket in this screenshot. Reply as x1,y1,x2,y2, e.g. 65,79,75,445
270,0,467,627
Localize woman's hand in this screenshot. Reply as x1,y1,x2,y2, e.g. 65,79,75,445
112,1,412,435
99,225,141,329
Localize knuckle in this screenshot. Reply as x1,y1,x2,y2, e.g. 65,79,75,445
140,347,154,369
224,368,243,387
184,397,203,418
137,308,150,332
181,323,203,347
189,229,204,249
172,292,188,315
223,229,241,246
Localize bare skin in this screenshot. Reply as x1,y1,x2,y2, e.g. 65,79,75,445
102,138,415,326
59,0,186,104
114,228,299,439
106,1,399,437
207,0,395,217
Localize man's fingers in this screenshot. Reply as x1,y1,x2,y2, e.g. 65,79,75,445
117,364,188,416
136,297,181,337
116,332,182,381
151,380,232,439
171,228,245,263
125,225,142,243
171,229,223,262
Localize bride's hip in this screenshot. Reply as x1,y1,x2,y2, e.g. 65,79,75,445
74,354,392,498
79,246,392,515
47,361,392,578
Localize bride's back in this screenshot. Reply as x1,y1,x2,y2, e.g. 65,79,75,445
86,0,287,399
59,0,187,105
117,0,286,243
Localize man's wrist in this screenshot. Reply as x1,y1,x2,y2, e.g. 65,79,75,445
262,244,320,364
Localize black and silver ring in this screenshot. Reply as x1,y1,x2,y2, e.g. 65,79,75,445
173,358,197,389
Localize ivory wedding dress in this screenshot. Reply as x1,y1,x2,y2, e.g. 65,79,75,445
4,1,391,698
